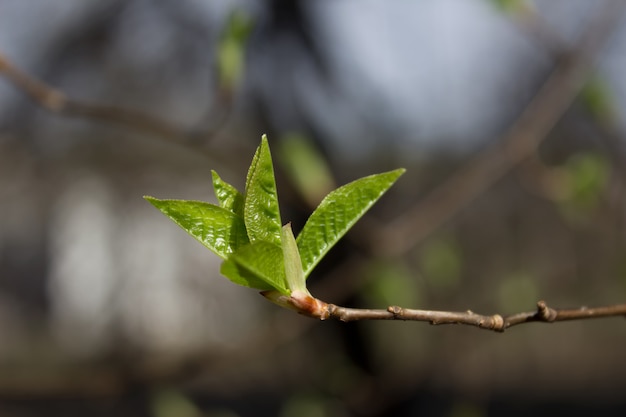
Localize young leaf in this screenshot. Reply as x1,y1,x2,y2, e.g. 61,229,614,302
244,135,283,246
281,223,307,294
221,241,288,293
297,168,405,278
144,197,248,259
220,259,273,291
211,170,244,215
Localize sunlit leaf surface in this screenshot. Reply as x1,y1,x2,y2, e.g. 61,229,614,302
211,170,244,216
297,169,405,278
222,241,288,293
244,135,283,246
281,223,307,293
144,197,248,259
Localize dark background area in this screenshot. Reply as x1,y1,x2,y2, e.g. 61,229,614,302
1,1,626,416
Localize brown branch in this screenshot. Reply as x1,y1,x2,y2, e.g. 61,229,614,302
511,4,569,54
0,53,174,139
321,300,626,333
0,52,231,157
376,1,626,256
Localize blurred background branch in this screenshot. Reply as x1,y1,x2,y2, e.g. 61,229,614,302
0,52,204,146
377,0,626,256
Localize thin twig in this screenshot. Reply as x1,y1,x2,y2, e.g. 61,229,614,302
322,300,626,333
377,1,626,256
512,4,569,54
0,53,177,140
0,52,233,159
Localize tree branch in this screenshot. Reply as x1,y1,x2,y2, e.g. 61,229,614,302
320,300,626,332
0,53,172,138
376,1,626,256
0,52,231,156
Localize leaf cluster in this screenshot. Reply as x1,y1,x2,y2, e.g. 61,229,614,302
146,135,404,301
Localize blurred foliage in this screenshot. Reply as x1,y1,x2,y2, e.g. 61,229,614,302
279,392,344,417
323,354,370,399
278,133,336,208
558,152,610,218
488,0,533,15
362,259,422,308
151,389,201,417
217,10,253,93
418,236,464,292
448,401,485,417
580,77,617,122
496,271,539,313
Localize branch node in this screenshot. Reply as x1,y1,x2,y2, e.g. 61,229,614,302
537,300,558,322
325,304,338,320
387,305,403,318
490,314,505,331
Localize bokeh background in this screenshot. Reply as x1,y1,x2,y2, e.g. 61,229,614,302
1,0,626,416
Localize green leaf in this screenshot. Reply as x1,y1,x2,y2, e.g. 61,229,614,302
146,135,406,302
220,259,274,291
488,0,531,14
221,241,288,293
277,133,335,207
244,135,283,246
217,10,253,91
297,168,405,278
281,223,307,294
563,152,609,208
211,170,244,216
144,197,248,259
419,237,463,291
581,77,616,122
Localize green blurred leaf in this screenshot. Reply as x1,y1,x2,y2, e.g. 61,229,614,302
563,152,609,209
580,77,616,122
222,241,288,293
448,401,485,417
488,0,531,14
279,393,329,417
217,10,253,91
244,135,283,246
297,168,405,278
144,197,248,259
212,170,244,215
497,271,538,312
419,237,463,290
151,389,200,417
363,260,421,308
278,133,336,207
